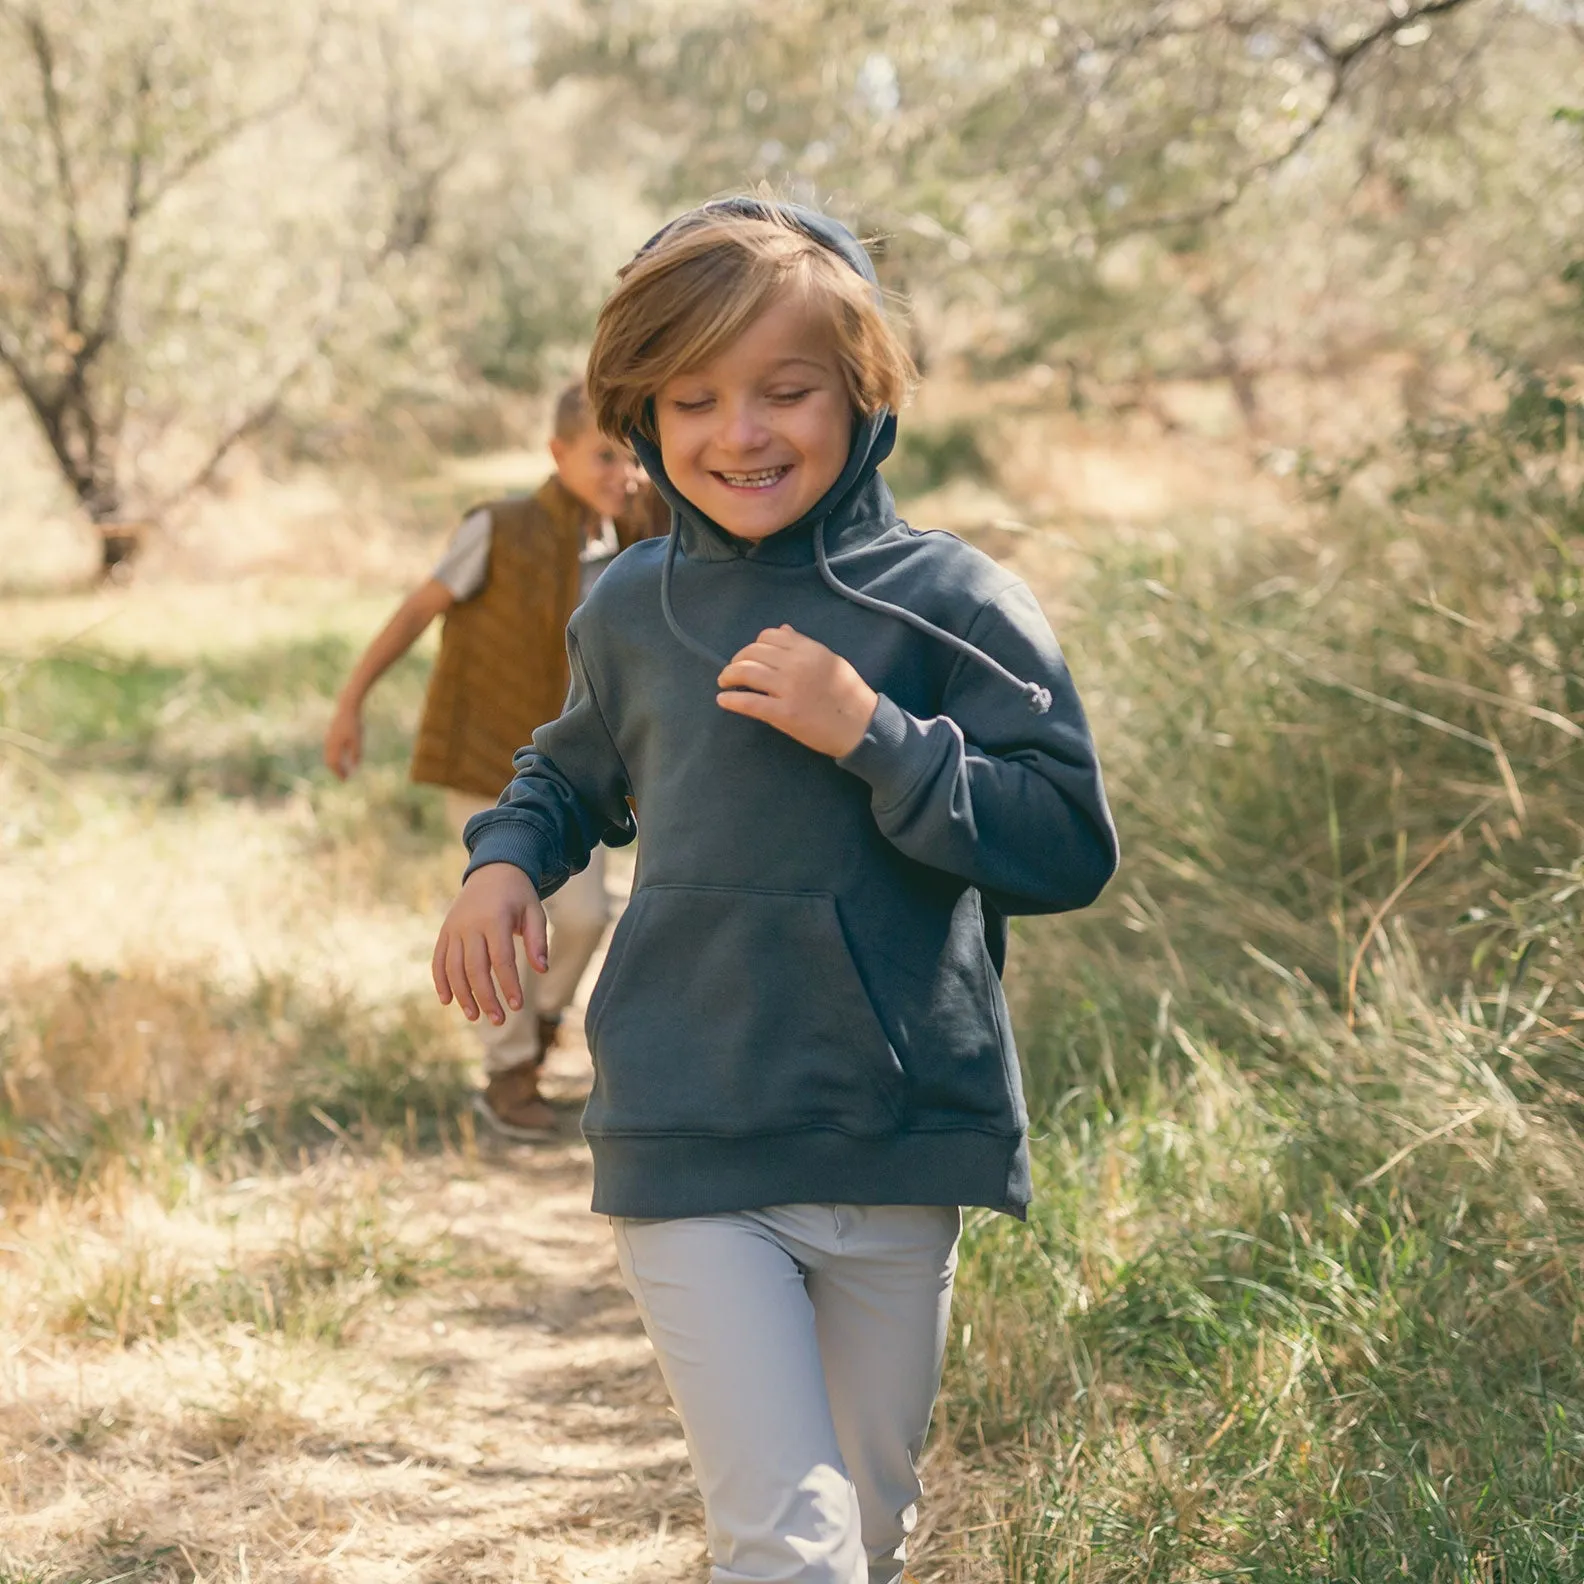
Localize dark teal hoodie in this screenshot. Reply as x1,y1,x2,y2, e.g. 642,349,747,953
463,201,1118,1220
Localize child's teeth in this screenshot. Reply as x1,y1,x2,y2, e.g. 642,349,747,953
721,468,786,487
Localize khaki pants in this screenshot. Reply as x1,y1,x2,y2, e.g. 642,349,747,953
446,791,612,1074
612,1203,961,1584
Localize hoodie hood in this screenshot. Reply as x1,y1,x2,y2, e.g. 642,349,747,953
628,199,898,568
626,197,1053,715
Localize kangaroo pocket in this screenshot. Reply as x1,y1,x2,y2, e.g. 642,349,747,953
583,884,905,1139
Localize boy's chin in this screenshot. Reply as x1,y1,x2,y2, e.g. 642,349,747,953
710,493,811,542
718,515,795,543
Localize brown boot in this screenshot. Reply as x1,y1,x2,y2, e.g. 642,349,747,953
473,1059,558,1142
536,1014,563,1061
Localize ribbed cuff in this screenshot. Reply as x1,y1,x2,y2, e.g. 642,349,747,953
835,692,933,811
461,815,565,894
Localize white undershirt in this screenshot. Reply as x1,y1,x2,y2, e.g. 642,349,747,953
431,509,620,607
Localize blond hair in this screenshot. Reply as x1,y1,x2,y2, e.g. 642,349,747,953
551,380,596,442
586,205,916,443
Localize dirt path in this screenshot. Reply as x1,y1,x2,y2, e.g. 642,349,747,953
3,1026,708,1584
0,1032,706,1577
2,825,714,1584
358,1030,708,1583
334,1051,707,1582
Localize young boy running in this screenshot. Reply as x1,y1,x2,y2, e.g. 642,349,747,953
325,383,666,1140
432,202,1117,1582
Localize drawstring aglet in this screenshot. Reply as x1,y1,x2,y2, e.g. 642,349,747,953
812,517,1061,721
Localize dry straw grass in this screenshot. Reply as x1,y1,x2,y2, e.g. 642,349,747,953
933,384,1584,1579
0,965,698,1583
1,964,474,1203
4,385,1583,1579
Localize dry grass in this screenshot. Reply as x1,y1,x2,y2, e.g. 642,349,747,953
11,383,1577,1579
0,977,704,1584
2,1156,703,1584
0,527,707,1583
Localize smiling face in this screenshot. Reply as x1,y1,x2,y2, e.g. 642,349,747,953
550,423,642,520
654,292,854,542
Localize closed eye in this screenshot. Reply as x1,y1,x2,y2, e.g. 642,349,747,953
670,396,714,413
768,389,812,404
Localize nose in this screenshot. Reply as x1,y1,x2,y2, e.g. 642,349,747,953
716,396,770,454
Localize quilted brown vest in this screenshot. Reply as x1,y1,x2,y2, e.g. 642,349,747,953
411,475,669,799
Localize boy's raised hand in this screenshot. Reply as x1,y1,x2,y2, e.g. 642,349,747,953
717,625,879,758
432,863,549,1025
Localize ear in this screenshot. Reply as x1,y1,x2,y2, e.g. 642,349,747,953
548,436,568,469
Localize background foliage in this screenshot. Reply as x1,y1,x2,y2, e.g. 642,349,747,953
4,1,1584,1577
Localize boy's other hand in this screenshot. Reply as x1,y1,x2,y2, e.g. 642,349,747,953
324,704,363,780
432,864,549,1025
717,625,879,758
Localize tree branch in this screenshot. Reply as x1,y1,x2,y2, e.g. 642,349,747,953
157,386,288,512
0,335,92,505
153,269,350,518
1098,0,1491,241
78,54,153,372
141,13,324,213
24,8,88,333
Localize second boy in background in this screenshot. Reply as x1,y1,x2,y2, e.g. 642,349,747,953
325,382,667,1139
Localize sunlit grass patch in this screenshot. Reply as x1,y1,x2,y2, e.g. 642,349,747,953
0,635,434,808
36,1186,438,1349
0,964,473,1203
946,388,1584,1579
7,637,351,745
0,630,458,925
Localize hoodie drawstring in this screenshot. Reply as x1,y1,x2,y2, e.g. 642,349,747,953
812,518,1052,715
658,512,1052,716
660,515,731,669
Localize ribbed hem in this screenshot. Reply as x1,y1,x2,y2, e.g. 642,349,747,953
585,1127,1030,1220
462,816,565,893
835,693,930,809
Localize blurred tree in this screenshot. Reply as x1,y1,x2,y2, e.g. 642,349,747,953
0,1,336,568
8,0,1573,566
0,0,638,571
542,0,1584,432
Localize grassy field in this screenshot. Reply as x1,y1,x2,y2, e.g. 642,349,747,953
3,393,1582,1581
0,569,709,1583
943,394,1584,1580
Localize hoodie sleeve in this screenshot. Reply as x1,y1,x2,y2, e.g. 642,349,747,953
461,625,635,897
835,581,1118,915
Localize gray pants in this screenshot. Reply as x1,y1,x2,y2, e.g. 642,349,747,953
445,791,612,1073
612,1203,961,1584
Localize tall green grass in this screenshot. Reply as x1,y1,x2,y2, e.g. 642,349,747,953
954,383,1584,1578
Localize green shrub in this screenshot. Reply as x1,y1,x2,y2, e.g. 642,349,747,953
882,418,993,499
957,378,1584,1578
